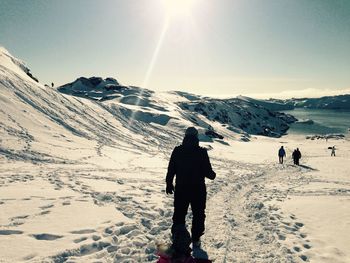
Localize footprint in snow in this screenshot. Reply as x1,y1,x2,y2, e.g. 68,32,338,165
39,204,54,209
10,221,24,226
303,243,311,249
278,234,286,240
293,246,301,252
295,222,304,228
74,237,88,243
22,254,37,260
39,210,51,215
107,245,118,253
284,225,298,232
104,227,114,235
70,229,96,234
0,230,23,235
11,215,29,220
300,255,308,261
92,235,101,241
31,233,63,240
116,224,137,235
115,221,124,227
76,198,89,202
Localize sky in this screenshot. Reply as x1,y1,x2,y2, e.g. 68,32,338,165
0,0,350,98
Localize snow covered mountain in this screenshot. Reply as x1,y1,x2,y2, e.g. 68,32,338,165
178,96,296,137
58,76,296,139
0,46,298,165
240,95,350,111
265,95,350,110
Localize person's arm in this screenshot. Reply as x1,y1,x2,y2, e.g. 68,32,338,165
203,149,216,180
165,148,177,194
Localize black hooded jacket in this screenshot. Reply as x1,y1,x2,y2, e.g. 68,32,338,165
166,136,216,186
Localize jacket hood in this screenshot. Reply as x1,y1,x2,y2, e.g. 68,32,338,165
182,135,199,148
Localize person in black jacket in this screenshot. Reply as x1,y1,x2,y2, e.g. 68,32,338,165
292,148,302,165
166,127,216,246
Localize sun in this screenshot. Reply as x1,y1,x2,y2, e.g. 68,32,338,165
162,0,197,17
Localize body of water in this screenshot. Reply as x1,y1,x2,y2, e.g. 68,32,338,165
283,108,350,135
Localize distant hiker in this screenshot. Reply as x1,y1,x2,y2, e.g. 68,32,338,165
331,146,336,157
292,150,296,164
292,148,302,165
51,82,54,88
278,146,286,164
166,127,216,248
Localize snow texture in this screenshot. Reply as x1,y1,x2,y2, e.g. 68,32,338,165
0,47,349,263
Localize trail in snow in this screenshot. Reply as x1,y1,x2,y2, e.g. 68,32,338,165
0,152,314,263
203,158,315,263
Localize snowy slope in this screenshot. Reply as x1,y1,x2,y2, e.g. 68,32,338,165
0,47,190,261
0,48,193,163
0,47,39,83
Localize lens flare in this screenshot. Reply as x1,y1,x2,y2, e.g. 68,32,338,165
127,0,197,128
127,18,170,127
162,0,197,16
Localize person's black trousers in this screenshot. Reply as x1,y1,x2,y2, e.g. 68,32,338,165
172,184,206,241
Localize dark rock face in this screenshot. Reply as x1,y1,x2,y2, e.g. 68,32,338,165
26,72,38,82
205,130,224,139
57,77,127,101
89,77,103,86
178,98,296,138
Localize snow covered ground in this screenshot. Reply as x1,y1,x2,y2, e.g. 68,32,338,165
1,134,349,263
1,47,349,262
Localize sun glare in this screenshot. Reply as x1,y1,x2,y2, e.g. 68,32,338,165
127,0,198,127
162,0,197,16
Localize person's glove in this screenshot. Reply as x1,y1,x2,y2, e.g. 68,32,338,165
166,183,174,194
207,171,216,180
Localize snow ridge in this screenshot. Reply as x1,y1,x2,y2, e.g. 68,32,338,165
0,47,38,82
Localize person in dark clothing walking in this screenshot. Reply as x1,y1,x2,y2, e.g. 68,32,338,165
292,148,301,165
292,149,297,165
278,146,286,164
166,127,216,246
331,146,336,156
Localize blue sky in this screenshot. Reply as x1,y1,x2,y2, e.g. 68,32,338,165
1,0,350,98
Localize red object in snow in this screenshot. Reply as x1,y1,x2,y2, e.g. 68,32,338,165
157,254,212,263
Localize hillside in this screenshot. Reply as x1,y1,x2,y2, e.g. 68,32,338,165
58,76,296,140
